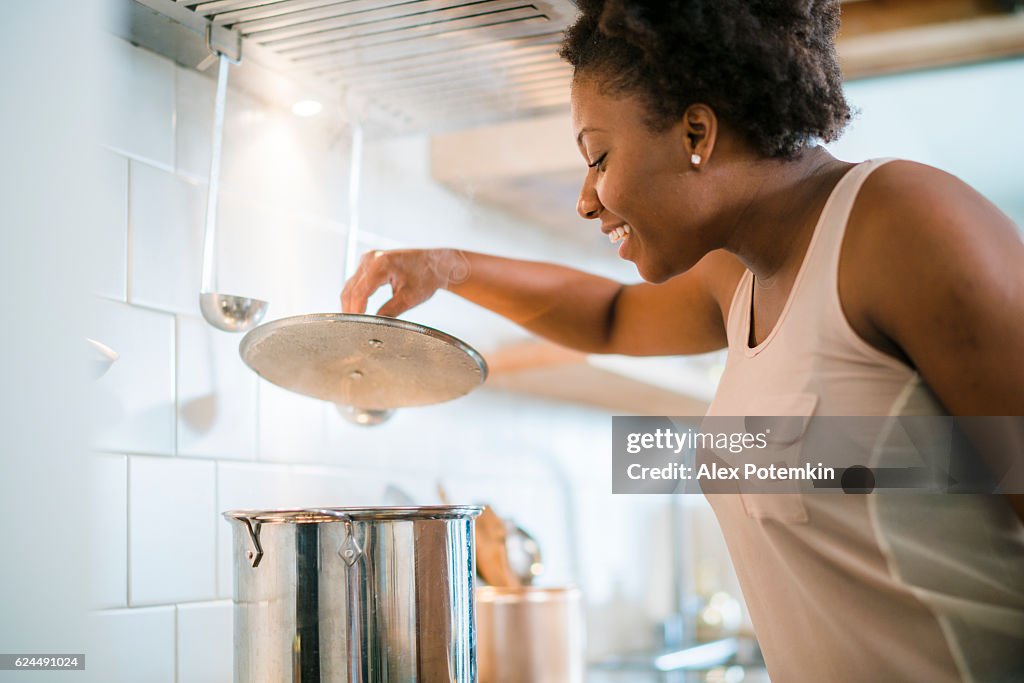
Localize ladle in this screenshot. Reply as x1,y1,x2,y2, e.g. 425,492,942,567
198,52,268,332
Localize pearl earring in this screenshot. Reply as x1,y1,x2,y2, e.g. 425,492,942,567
691,153,702,166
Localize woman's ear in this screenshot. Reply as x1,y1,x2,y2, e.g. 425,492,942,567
682,104,718,169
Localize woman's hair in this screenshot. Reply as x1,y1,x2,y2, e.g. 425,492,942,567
560,0,851,158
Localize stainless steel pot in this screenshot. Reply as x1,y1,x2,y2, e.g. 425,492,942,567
224,506,482,682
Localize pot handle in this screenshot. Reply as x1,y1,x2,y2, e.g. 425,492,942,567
240,517,263,568
311,509,363,566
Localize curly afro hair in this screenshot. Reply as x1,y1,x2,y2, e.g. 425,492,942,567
560,0,851,158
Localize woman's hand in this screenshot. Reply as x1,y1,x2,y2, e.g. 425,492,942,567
340,248,470,317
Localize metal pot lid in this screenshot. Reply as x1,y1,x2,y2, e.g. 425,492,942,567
239,313,487,410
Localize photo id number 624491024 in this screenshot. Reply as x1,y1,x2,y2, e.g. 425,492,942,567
0,654,85,670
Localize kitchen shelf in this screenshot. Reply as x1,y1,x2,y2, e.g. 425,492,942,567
486,341,717,416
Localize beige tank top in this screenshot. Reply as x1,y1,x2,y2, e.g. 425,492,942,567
705,159,1024,682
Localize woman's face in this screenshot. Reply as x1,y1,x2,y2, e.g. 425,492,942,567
571,77,714,283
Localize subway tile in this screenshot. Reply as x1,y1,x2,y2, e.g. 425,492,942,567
177,601,233,683
220,93,348,222
94,150,128,301
91,454,128,609
212,200,344,321
91,299,175,455
323,402,447,474
277,226,346,315
289,466,382,508
174,65,215,181
206,190,284,314
130,456,217,605
89,606,175,683
177,315,256,460
128,162,205,315
102,38,174,167
257,380,329,463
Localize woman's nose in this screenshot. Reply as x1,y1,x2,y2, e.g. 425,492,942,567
577,180,602,220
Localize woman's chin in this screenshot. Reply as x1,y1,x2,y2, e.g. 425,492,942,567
634,253,702,284
634,260,673,284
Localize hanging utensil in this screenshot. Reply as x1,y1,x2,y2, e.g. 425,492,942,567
198,52,268,332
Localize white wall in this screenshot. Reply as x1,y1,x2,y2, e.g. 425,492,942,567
87,37,727,682
0,0,99,675
830,57,1024,227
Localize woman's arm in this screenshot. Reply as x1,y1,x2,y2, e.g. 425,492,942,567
341,248,742,356
848,161,1024,520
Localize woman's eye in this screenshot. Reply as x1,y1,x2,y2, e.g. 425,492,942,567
589,153,608,171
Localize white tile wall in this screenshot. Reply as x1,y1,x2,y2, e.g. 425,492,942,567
91,454,128,609
95,149,128,301
220,93,348,223
129,456,217,605
205,188,281,308
128,161,205,315
90,606,176,683
92,299,175,455
177,315,256,460
103,39,175,168
214,199,346,319
174,65,215,182
257,380,329,463
177,601,233,683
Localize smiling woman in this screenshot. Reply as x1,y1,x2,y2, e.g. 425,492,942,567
340,1,1024,680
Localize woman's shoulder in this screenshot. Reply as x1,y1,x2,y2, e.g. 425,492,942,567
839,158,1024,408
843,159,1020,283
853,159,1016,239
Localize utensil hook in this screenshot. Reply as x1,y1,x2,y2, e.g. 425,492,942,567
204,22,242,66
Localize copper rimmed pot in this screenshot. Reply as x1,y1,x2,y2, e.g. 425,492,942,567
476,585,585,683
224,506,482,682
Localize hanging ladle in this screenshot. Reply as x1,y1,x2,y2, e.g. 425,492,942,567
198,51,268,332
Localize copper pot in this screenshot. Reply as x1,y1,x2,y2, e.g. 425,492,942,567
476,585,585,683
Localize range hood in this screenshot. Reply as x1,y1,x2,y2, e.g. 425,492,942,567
120,0,577,134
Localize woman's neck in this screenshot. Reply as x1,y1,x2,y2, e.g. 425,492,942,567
719,147,851,285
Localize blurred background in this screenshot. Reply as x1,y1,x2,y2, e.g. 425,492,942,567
1,0,1022,681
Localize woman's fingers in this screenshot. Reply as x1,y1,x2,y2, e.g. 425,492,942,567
341,249,448,316
341,251,388,313
376,286,425,318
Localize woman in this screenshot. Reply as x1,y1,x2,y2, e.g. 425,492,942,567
342,1,1024,680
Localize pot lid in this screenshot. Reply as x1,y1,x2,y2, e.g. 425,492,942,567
239,313,487,410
